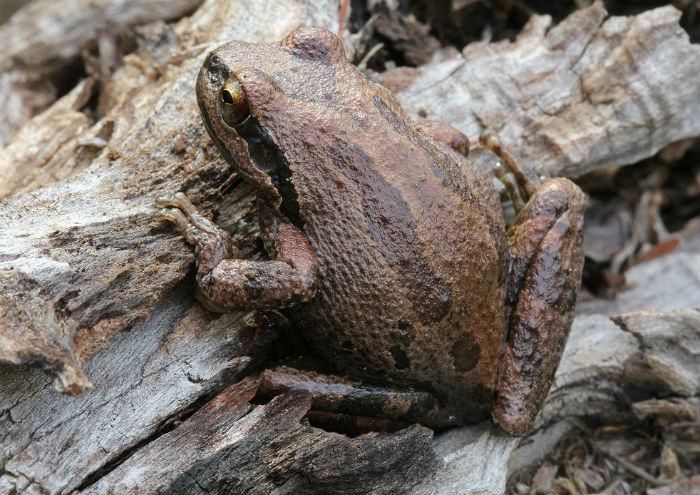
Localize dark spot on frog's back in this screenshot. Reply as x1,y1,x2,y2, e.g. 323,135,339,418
397,318,412,331
391,327,412,345
451,333,481,372
337,141,452,324
389,345,410,370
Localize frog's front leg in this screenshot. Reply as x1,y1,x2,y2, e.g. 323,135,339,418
155,193,318,312
482,133,585,436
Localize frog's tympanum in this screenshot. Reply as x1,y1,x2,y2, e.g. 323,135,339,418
156,27,585,436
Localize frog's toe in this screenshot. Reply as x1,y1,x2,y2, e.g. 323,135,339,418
154,192,227,249
153,206,210,247
154,192,222,237
154,193,210,228
154,191,191,210
153,206,186,225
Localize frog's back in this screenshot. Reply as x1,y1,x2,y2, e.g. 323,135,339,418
276,69,510,423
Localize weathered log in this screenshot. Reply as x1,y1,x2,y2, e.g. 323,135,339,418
0,0,340,395
0,0,204,146
389,1,700,178
78,378,438,495
1,1,699,493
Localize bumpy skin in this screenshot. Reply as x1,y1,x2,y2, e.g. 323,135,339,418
158,27,585,435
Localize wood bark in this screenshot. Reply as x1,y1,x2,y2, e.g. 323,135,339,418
388,1,700,178
0,0,204,147
0,1,698,494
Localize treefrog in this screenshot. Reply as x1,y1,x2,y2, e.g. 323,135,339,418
156,27,585,436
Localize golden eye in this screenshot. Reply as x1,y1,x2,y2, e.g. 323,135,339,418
219,77,250,127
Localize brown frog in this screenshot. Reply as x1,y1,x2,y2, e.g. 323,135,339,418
156,26,585,436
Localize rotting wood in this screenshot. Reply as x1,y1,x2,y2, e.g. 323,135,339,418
0,1,699,494
78,379,438,495
0,0,341,396
389,2,700,178
0,0,204,147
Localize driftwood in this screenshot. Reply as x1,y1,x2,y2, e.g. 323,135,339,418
0,0,699,493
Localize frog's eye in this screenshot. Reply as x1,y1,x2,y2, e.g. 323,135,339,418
219,77,250,127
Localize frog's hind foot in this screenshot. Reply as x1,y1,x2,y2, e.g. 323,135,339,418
480,129,545,213
493,177,585,436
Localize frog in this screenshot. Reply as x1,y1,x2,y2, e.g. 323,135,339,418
155,26,585,436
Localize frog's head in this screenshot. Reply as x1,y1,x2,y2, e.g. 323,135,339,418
196,27,348,224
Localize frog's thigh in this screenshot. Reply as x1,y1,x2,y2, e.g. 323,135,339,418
156,194,318,312
493,178,585,436
257,367,441,434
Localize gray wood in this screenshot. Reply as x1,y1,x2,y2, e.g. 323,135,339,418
390,2,700,178
76,378,438,495
1,1,699,494
0,0,205,147
0,0,340,396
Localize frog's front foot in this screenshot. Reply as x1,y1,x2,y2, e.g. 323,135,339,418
155,192,234,259
155,192,318,312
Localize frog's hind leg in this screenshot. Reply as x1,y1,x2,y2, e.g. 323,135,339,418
256,367,448,434
482,132,585,436
155,192,318,312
